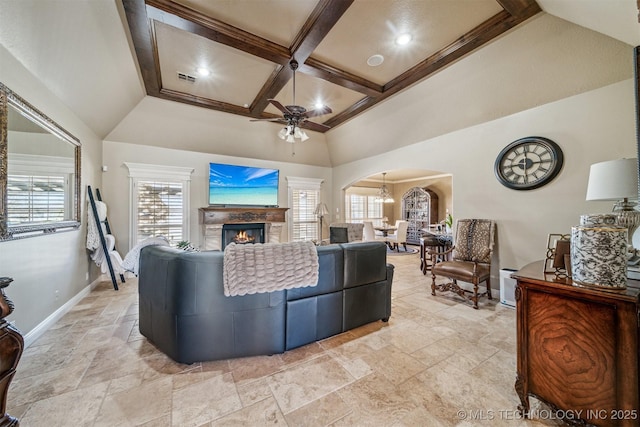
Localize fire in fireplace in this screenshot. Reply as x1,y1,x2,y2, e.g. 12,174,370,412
222,223,265,249
233,230,254,244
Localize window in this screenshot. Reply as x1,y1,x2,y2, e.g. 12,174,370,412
7,154,74,225
345,188,383,225
124,163,194,249
134,180,184,243
7,174,67,224
287,177,324,242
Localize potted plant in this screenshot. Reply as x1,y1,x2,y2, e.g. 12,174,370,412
445,211,453,233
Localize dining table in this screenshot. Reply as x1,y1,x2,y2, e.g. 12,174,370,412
374,226,396,237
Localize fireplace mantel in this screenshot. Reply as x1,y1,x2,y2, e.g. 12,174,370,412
199,207,289,250
199,207,288,225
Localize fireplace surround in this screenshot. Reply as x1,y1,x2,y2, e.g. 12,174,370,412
199,207,288,250
222,223,265,250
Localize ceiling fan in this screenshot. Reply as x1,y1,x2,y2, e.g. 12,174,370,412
251,59,332,142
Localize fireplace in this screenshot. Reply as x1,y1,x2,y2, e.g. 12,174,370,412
199,207,288,251
222,223,265,250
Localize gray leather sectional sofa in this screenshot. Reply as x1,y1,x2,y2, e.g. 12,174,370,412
138,241,394,364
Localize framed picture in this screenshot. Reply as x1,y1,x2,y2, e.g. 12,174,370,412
545,233,571,277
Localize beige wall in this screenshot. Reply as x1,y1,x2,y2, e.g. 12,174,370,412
101,141,333,251
0,44,103,334
332,80,636,283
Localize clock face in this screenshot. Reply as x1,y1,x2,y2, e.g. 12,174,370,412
494,137,563,190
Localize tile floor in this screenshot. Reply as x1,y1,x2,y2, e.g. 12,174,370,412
6,251,560,426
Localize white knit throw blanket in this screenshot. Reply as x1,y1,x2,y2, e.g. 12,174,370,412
86,200,107,251
223,241,319,297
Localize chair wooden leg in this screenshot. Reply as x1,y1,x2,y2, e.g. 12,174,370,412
431,271,437,296
472,282,479,309
486,279,493,300
402,242,407,251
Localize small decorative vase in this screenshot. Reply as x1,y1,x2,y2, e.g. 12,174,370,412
571,214,627,290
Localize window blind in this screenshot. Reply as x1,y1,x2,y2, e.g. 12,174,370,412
135,180,183,244
346,193,383,225
7,174,66,224
291,189,319,241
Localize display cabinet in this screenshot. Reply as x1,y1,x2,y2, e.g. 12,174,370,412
401,187,438,245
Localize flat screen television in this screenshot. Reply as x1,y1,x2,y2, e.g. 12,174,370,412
208,162,279,206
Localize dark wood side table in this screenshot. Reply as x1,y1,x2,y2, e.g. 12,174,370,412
512,261,639,427
0,278,23,426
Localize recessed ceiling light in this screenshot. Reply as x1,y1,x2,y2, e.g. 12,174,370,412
196,67,210,77
367,54,384,67
395,33,412,46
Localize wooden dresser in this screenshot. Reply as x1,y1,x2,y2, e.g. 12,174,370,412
512,261,640,426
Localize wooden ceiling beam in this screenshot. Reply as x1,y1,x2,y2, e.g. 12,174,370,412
495,0,542,18
124,0,543,133
250,0,355,115
122,0,163,97
299,58,382,97
145,0,291,65
289,0,355,62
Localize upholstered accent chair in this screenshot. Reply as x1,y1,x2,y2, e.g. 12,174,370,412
329,223,364,243
430,219,495,309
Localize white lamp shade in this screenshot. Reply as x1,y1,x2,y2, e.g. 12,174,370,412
314,203,329,216
586,158,639,201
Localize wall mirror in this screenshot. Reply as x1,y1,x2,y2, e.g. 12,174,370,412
0,82,81,240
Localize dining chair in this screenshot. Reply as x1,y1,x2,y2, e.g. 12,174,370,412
363,221,376,241
386,220,409,251
386,220,402,237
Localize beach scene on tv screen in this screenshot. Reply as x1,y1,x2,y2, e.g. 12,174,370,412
209,163,279,206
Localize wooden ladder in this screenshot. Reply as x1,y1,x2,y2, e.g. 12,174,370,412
87,185,124,290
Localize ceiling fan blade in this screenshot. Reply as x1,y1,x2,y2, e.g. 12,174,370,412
250,118,286,123
304,105,332,118
301,120,331,132
268,99,292,114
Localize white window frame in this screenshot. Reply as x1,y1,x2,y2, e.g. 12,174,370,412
7,153,75,224
124,162,194,250
286,176,324,242
345,187,384,225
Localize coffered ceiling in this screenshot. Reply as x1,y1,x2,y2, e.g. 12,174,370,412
122,0,542,133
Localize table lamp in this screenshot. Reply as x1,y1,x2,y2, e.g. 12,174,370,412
586,158,640,246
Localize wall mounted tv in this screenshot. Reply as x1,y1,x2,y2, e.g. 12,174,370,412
208,162,279,207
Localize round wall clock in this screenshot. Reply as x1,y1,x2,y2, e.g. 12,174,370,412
494,136,563,190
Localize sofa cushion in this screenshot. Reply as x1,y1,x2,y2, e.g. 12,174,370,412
342,241,387,288
286,244,343,300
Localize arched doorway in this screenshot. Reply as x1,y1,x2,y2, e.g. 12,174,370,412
343,169,453,244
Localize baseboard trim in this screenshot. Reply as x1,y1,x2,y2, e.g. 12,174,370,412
23,277,103,348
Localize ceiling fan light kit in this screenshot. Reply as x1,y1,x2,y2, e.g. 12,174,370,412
251,59,332,147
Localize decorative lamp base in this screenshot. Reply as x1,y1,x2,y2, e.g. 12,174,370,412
612,201,640,266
